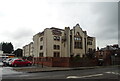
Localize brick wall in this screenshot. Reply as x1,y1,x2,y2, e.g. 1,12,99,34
32,57,98,67
69,58,98,67
52,57,70,67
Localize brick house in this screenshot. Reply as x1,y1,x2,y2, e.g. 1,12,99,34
96,44,120,66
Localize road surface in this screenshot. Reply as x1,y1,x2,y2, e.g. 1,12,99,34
2,65,120,80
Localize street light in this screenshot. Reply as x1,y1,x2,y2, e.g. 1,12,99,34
114,54,117,65
115,54,117,56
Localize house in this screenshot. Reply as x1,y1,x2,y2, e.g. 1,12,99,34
96,44,120,65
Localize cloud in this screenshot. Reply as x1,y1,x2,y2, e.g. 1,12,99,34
0,1,118,49
49,2,118,42
12,28,34,40
88,3,118,45
1,27,34,39
0,27,34,49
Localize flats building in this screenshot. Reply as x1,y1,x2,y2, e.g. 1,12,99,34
23,42,33,57
23,24,96,67
31,24,96,67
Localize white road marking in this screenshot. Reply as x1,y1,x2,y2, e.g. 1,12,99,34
105,72,120,75
67,74,103,79
105,72,111,74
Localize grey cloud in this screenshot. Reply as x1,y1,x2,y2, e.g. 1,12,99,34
90,2,118,41
55,2,118,42
118,2,120,46
47,2,118,43
2,28,34,49
1,1,118,49
12,28,34,40
2,27,34,40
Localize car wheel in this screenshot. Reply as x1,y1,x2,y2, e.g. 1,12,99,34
14,64,17,67
27,63,31,66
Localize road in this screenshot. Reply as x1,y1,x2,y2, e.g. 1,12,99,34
2,65,120,80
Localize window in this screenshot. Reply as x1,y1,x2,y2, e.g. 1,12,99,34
54,45,56,49
74,35,82,49
70,55,74,57
54,36,57,40
87,41,92,45
74,37,81,41
53,45,60,50
88,48,92,52
53,36,60,41
74,42,82,49
39,53,43,57
40,37,43,41
16,60,23,62
57,45,60,49
53,52,60,57
40,46,43,50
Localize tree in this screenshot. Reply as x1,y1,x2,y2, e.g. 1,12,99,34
2,42,14,53
13,48,23,57
86,49,96,59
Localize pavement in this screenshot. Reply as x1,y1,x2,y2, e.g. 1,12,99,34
2,67,22,75
12,64,120,73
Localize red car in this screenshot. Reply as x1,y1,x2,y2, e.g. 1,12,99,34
10,59,32,67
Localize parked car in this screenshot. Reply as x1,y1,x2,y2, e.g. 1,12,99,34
10,59,32,67
3,57,18,66
0,57,3,66
3,58,13,66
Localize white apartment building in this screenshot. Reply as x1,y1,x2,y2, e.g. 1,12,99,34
32,24,96,58
23,42,33,57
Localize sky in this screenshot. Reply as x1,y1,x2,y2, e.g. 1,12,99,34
0,0,119,50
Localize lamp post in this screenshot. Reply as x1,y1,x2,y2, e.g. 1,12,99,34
114,54,117,65
41,57,43,68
